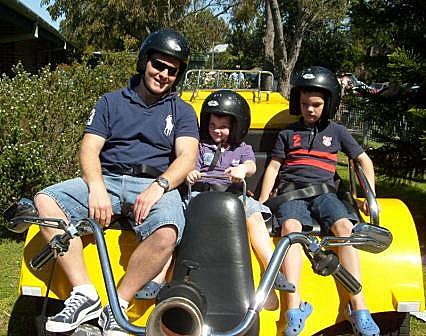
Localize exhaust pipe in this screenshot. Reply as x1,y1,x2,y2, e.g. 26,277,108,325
147,296,204,336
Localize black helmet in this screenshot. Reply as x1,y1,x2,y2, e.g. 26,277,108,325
136,29,190,84
200,90,251,144
289,66,341,121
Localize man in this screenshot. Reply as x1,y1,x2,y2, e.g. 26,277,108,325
34,29,199,335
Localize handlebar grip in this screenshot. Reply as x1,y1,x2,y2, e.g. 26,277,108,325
30,232,71,271
30,244,54,271
332,263,362,295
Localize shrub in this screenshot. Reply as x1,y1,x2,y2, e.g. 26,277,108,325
0,52,136,234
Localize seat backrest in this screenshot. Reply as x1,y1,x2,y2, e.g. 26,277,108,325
173,192,259,334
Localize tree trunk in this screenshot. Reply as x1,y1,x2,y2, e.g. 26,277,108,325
263,0,275,91
269,0,287,96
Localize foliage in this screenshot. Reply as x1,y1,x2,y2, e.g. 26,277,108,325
268,0,349,96
226,0,265,69
347,0,426,81
295,20,351,74
41,0,231,55
0,52,136,232
360,48,425,182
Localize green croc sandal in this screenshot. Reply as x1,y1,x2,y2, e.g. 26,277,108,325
347,303,380,336
284,301,313,336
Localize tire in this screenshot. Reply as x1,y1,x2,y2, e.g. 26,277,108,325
8,295,63,336
313,312,410,336
375,312,410,336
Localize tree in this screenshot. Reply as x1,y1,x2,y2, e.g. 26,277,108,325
227,0,265,69
348,0,426,81
41,0,231,54
268,0,349,97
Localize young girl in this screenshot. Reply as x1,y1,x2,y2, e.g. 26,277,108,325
138,90,285,310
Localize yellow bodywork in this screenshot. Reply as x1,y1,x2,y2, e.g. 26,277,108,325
17,87,425,335
180,90,297,129
18,199,425,335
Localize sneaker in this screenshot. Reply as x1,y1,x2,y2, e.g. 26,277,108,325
45,291,102,332
98,304,129,336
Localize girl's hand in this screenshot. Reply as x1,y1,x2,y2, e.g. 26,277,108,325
224,164,247,183
186,170,203,184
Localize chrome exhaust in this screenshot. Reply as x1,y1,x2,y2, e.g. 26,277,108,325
147,297,204,336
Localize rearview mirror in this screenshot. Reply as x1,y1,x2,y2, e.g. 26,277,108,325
3,198,38,233
352,223,393,253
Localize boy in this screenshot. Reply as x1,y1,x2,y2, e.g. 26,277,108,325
139,90,285,310
259,67,380,336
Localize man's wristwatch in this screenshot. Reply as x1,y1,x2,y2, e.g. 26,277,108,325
155,176,170,192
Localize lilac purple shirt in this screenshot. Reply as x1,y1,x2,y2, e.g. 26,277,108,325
196,141,255,186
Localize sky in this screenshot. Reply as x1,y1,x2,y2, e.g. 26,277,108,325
20,0,62,30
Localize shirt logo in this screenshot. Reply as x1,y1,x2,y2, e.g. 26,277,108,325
203,152,214,166
164,115,174,136
322,136,332,147
293,133,302,147
231,159,240,167
86,109,96,126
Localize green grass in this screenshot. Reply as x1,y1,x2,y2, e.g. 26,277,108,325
410,264,426,334
0,239,23,336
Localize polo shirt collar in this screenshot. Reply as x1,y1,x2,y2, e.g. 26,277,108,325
122,75,177,106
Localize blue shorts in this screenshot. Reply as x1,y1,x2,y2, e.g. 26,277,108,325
187,191,271,221
37,173,185,244
275,192,357,230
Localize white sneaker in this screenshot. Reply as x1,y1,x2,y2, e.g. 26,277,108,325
45,291,102,332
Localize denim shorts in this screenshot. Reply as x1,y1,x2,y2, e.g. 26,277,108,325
275,192,357,230
37,173,185,244
186,191,271,221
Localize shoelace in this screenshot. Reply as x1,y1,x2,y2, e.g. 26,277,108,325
106,305,127,330
106,306,119,329
56,293,87,318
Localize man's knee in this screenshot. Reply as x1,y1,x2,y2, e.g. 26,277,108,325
149,225,177,252
332,218,353,236
281,219,303,236
34,194,63,216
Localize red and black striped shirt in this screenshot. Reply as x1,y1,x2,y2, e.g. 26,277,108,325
272,120,364,187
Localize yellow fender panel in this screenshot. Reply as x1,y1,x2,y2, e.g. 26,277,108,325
18,198,424,335
180,90,297,129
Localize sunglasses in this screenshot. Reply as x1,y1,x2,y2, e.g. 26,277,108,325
150,59,179,76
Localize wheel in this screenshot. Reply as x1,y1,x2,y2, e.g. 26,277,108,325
8,295,63,335
313,311,410,336
375,312,410,336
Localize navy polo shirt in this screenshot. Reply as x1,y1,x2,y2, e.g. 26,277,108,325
272,120,364,187
85,75,199,172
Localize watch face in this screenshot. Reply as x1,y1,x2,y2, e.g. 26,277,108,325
156,177,169,191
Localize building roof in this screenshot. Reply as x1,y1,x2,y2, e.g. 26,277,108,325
0,0,67,48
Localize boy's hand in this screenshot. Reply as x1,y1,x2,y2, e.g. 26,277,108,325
225,165,247,183
357,198,381,216
186,170,203,184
